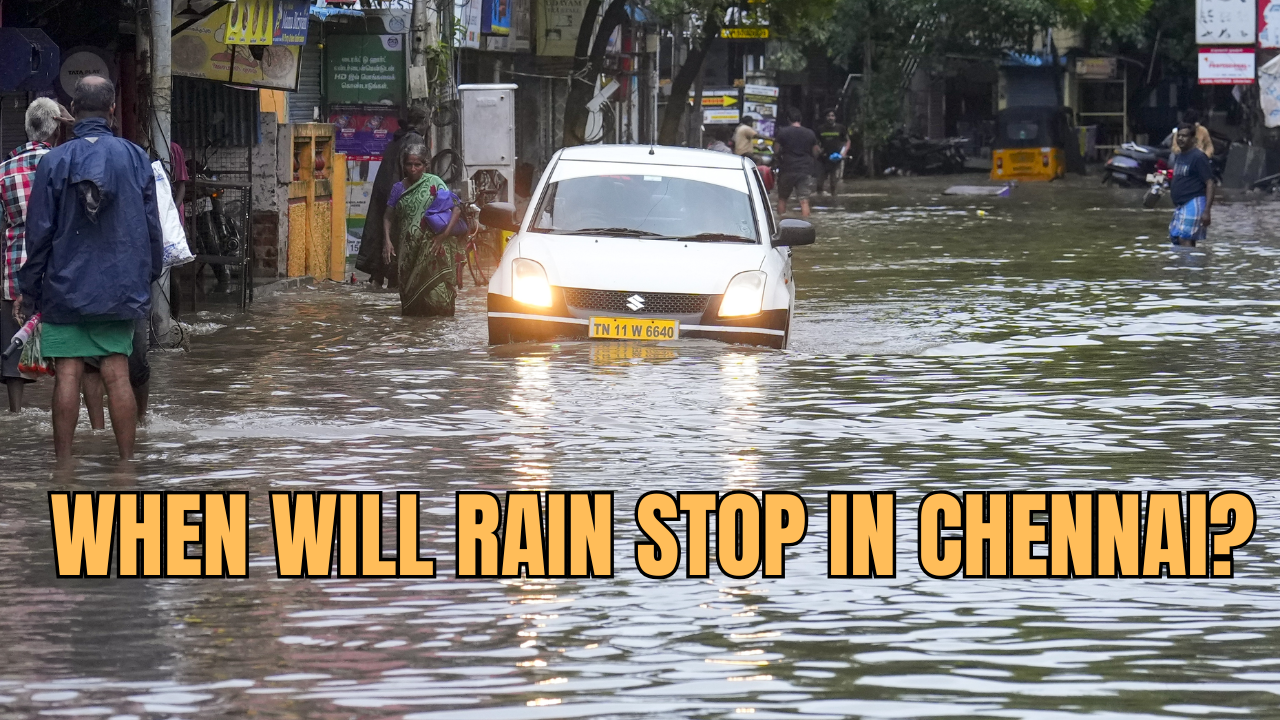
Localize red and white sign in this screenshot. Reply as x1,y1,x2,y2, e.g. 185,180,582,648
1262,0,1280,49
1199,47,1256,84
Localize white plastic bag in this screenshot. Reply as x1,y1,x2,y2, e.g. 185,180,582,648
152,160,194,268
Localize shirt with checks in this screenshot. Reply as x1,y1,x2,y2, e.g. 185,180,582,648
0,141,52,301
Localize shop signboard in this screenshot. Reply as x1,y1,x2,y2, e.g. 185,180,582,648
721,27,769,39
482,0,513,36
173,6,302,90
1198,46,1256,84
1196,0,1256,45
696,88,741,125
329,105,402,160
1262,0,1280,49
326,35,406,106
273,0,310,46
537,0,587,56
225,0,275,45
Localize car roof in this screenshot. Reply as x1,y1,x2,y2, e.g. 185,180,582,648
556,144,750,170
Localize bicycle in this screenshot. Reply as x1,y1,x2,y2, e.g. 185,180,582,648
457,203,502,287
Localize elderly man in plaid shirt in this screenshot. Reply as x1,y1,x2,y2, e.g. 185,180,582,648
0,98,64,413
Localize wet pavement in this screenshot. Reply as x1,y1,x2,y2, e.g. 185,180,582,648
3,175,1280,719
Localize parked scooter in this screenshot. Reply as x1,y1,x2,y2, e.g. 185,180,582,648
1103,142,1169,187
1142,165,1174,208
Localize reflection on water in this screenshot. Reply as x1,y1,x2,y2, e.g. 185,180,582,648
3,176,1280,718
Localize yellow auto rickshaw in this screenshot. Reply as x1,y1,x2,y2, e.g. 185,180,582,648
991,106,1069,182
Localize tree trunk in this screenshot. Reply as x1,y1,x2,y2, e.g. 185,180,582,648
658,15,722,146
562,0,630,147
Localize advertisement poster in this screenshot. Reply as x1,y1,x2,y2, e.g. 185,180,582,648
173,6,301,90
482,0,513,36
225,0,275,45
329,105,402,160
1196,0,1256,44
325,35,405,106
272,0,309,45
1261,54,1280,127
536,0,587,56
1198,46,1256,84
456,0,482,48
743,83,778,138
1262,0,1280,49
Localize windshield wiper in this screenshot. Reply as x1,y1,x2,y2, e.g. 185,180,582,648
553,227,667,237
677,232,756,243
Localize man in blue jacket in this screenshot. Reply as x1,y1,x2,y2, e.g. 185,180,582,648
18,75,163,460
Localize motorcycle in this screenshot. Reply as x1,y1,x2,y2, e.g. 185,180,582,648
189,144,243,290
883,128,968,175
1142,164,1173,208
1103,142,1169,188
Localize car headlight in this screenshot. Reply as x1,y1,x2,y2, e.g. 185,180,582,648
512,258,553,307
718,270,766,317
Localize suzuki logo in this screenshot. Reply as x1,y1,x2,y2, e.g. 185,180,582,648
626,294,645,312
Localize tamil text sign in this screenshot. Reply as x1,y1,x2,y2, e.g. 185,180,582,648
326,35,405,106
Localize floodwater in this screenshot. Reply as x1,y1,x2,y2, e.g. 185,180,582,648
3,175,1280,719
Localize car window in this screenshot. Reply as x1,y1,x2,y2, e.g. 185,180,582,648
750,167,776,237
529,173,759,242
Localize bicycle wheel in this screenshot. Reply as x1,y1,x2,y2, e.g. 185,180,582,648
469,232,501,287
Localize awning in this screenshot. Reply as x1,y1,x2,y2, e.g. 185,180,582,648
310,6,363,20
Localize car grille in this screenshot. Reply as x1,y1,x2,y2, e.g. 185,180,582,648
563,288,711,315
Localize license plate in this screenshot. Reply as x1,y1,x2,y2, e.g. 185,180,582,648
588,317,679,341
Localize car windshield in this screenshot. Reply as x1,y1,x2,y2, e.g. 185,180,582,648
529,170,759,242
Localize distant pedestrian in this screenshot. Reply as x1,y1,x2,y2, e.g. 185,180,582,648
706,128,732,153
356,107,428,290
19,76,163,460
0,98,61,413
733,115,764,157
773,108,820,217
816,109,850,196
1168,123,1215,248
383,141,463,317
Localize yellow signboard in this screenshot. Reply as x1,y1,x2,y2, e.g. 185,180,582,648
701,95,738,107
173,6,301,90
720,28,769,39
226,0,275,45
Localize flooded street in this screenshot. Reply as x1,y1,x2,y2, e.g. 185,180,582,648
4,176,1280,719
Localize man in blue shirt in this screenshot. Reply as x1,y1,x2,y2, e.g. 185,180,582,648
1168,123,1216,247
19,75,163,460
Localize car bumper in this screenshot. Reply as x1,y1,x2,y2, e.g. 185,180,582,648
488,293,789,350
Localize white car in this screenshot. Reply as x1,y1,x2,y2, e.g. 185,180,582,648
481,145,814,350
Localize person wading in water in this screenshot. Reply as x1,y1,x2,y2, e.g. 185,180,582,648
382,142,464,316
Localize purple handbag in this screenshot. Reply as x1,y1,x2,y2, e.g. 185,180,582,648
423,188,471,236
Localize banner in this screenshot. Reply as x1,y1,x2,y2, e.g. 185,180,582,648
1196,0,1256,45
273,0,309,46
1260,54,1280,128
226,0,275,45
482,0,513,36
330,105,402,160
173,6,302,90
1198,47,1256,85
536,0,587,56
484,0,531,52
1262,0,1280,49
325,35,406,106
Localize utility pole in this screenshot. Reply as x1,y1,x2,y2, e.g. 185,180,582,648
147,0,178,346
647,29,660,144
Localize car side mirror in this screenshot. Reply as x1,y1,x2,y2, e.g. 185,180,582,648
775,218,815,247
480,202,520,233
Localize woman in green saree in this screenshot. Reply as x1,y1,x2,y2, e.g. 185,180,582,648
382,142,464,316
